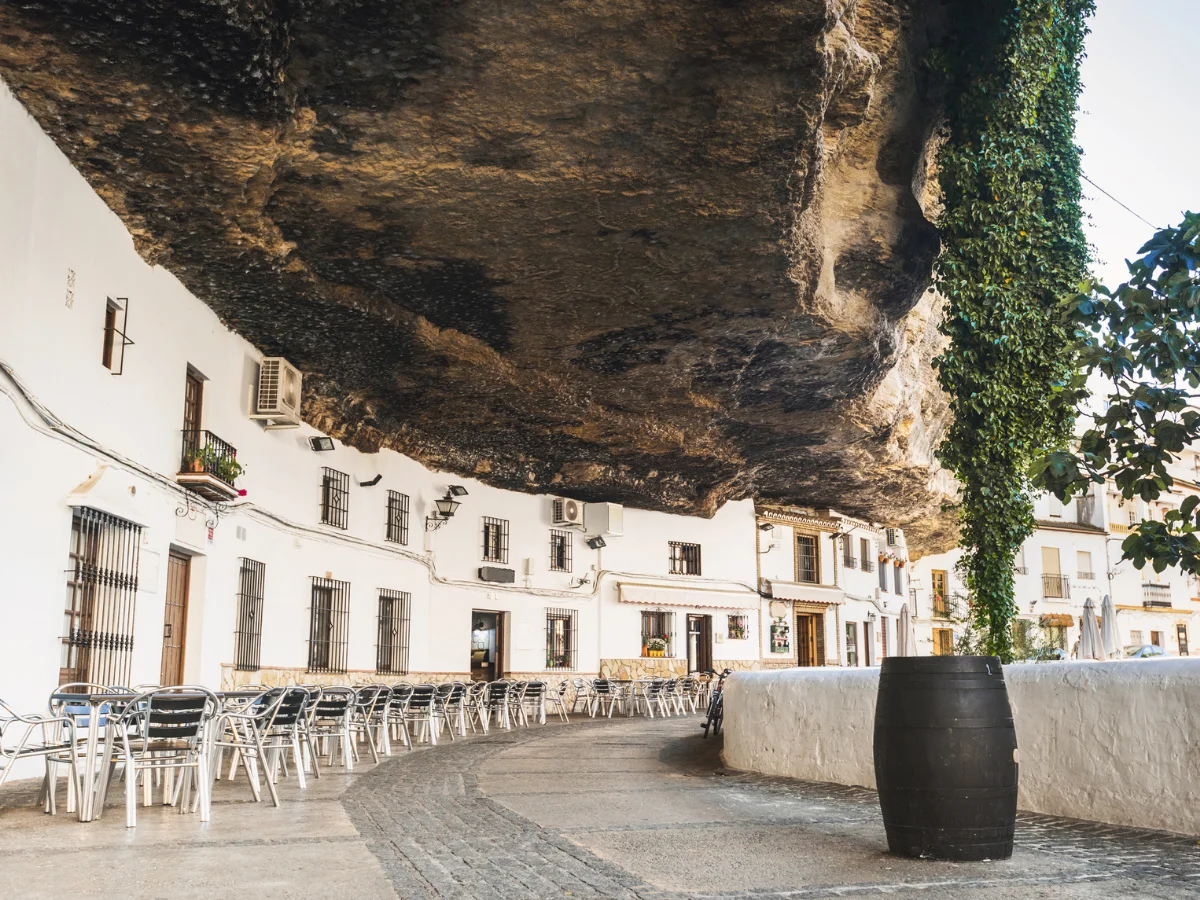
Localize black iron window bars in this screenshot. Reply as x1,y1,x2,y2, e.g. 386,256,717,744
308,577,350,674
234,558,266,671
795,533,819,584
61,507,142,686
549,529,572,572
545,608,578,670
668,541,701,576
320,467,350,529
483,516,509,563
386,491,410,545
376,589,411,675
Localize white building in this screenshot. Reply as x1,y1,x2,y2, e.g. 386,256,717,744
0,82,763,723
909,477,1200,658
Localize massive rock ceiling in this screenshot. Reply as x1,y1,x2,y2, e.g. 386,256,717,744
0,0,956,550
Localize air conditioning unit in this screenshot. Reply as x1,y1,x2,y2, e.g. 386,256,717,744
885,528,900,547
552,497,585,528
252,357,303,429
586,502,624,536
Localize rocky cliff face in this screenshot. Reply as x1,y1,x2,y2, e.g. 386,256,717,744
0,0,955,550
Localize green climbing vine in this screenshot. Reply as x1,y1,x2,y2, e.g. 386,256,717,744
933,0,1094,661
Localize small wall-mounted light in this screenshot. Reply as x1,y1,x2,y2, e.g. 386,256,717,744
426,489,465,531
359,474,383,487
867,611,877,623
586,535,606,550
309,436,334,452
758,522,775,532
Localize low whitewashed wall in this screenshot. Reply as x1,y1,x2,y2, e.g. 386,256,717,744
722,659,1200,836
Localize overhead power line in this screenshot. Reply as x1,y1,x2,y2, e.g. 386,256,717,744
1081,173,1161,230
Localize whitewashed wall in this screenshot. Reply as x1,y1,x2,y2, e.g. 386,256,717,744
0,79,760,732
722,660,1200,835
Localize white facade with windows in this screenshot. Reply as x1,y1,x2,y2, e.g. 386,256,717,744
0,83,762,723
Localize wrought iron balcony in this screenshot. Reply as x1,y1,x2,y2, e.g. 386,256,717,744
1142,583,1172,608
1041,575,1070,600
178,430,241,501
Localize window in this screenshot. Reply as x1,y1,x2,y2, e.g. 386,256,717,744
861,538,874,572
101,297,132,373
641,609,675,657
845,622,858,667
546,608,577,670
727,615,748,640
1077,550,1094,580
549,529,572,572
881,619,889,658
893,563,903,595
386,491,410,544
878,551,888,590
308,577,350,673
376,589,411,675
233,558,266,671
1150,630,1164,649
842,536,857,569
183,367,204,436
933,628,954,656
931,570,949,617
1129,629,1144,645
320,468,350,529
795,533,819,583
483,517,510,563
1048,494,1063,518
863,621,874,666
1014,547,1028,575
61,507,142,686
668,541,702,576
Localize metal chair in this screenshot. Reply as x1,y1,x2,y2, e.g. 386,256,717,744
507,681,530,727
569,677,593,714
103,686,219,827
590,679,621,718
545,681,571,723
401,685,443,745
304,686,355,771
436,683,468,739
465,682,490,734
483,681,513,730
209,688,294,806
1,698,79,816
520,681,547,725
350,685,388,763
384,683,414,753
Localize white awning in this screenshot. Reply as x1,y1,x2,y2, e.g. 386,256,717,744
616,582,759,611
765,581,845,604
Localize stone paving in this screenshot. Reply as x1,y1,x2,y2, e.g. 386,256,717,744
0,715,1197,899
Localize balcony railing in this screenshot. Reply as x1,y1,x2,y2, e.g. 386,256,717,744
1014,566,1029,575
843,555,858,570
1142,583,1172,608
178,430,241,501
1041,575,1070,599
1077,571,1095,580
932,595,950,619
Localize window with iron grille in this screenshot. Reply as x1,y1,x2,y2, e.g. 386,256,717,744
727,615,748,640
641,609,675,657
482,516,509,563
546,608,578,670
61,507,142,686
101,297,132,374
233,558,266,671
320,468,350,529
386,491,410,545
842,535,857,569
376,589,411,675
308,577,350,674
860,537,874,572
795,533,819,583
668,541,701,576
893,563,904,595
549,529,572,572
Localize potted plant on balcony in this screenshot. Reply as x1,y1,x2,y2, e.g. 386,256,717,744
644,637,666,658
212,454,244,486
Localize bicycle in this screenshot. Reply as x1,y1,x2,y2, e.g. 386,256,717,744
701,668,733,738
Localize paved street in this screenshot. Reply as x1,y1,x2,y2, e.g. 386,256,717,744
0,716,1197,898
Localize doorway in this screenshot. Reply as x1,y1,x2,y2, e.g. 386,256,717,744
686,614,713,673
471,611,505,682
160,551,191,685
795,612,826,666
1177,623,1190,657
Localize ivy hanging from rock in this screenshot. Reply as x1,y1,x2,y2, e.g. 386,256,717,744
933,0,1093,660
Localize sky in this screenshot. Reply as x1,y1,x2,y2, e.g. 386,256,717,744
1075,0,1200,288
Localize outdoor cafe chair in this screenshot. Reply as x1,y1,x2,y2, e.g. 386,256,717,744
590,679,621,718
304,686,355,772
680,676,702,715
483,681,513,730
384,684,414,752
350,685,388,763
464,682,489,734
209,688,291,806
437,682,468,739
662,678,683,716
46,682,127,814
1,697,80,817
507,681,530,727
638,679,672,719
545,681,571,724
401,684,443,745
568,677,593,714
103,686,219,827
519,681,548,725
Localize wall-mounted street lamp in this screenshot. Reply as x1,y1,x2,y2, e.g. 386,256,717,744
426,486,468,531
309,436,335,452
586,535,606,550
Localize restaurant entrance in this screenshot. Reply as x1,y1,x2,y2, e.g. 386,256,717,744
686,614,713,673
795,611,826,666
471,611,505,682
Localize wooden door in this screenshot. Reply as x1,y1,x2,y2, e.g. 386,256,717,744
796,614,816,666
160,551,190,685
183,370,203,434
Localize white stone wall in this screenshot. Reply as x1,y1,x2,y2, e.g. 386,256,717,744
722,660,1200,835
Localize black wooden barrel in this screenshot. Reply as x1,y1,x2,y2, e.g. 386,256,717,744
873,655,1018,861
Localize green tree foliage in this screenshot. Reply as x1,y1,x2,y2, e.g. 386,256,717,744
1035,213,1200,576
934,0,1093,661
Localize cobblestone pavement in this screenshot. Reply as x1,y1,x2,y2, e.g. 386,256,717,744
0,715,1196,899
342,716,1200,899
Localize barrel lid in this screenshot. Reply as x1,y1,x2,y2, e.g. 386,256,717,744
881,656,1003,676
